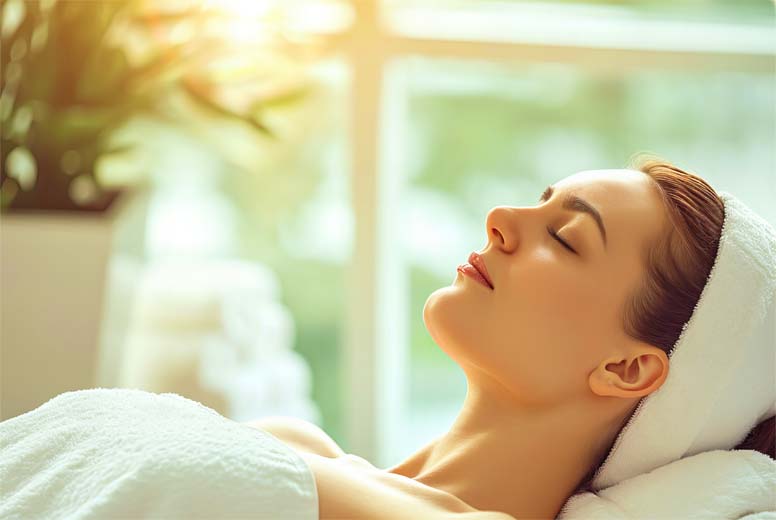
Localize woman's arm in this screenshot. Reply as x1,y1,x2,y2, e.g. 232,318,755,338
243,416,346,458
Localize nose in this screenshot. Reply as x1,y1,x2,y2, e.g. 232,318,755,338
486,205,521,253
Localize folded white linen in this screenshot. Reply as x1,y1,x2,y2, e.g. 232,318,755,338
0,388,318,519
558,449,776,519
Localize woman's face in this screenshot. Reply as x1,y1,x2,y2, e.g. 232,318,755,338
423,169,669,406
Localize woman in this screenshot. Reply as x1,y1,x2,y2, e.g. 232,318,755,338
249,157,775,520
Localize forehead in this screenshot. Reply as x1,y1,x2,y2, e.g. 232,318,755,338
555,169,667,251
556,169,649,199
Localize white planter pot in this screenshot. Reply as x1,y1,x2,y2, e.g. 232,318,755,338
0,194,137,421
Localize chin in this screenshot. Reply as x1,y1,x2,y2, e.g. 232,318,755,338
423,284,480,362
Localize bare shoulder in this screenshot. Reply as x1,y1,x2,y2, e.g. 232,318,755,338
297,451,520,520
242,422,519,520
242,416,346,458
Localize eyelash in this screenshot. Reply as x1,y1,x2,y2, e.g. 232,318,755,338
547,226,576,254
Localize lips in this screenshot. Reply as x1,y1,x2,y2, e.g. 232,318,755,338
468,252,494,289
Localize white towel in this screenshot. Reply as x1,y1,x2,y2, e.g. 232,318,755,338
0,388,318,519
558,449,776,519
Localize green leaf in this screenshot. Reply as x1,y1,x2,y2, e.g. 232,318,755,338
182,80,273,137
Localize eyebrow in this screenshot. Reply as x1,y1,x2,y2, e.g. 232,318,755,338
540,185,608,250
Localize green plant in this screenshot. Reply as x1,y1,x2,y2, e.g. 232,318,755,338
0,0,285,212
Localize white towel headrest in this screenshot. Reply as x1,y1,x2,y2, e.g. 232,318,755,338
591,191,776,490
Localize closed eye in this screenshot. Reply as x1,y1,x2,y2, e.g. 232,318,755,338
547,226,577,255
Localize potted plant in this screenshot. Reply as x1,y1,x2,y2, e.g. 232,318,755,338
0,0,299,420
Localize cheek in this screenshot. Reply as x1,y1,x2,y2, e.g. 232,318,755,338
500,258,594,331
533,247,610,317
486,262,604,397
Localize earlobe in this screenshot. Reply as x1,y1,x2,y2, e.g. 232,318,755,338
589,348,669,398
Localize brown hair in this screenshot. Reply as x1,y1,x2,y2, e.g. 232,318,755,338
573,156,774,495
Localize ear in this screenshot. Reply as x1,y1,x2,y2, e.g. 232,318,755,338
589,345,669,398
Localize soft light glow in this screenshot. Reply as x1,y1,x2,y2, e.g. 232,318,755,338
203,0,279,46
199,0,353,46
204,0,275,18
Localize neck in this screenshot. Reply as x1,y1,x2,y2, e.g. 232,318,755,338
385,366,627,519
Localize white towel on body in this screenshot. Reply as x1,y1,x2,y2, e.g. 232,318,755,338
0,388,318,520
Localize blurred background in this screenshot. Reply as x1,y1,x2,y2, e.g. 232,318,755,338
1,0,774,469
